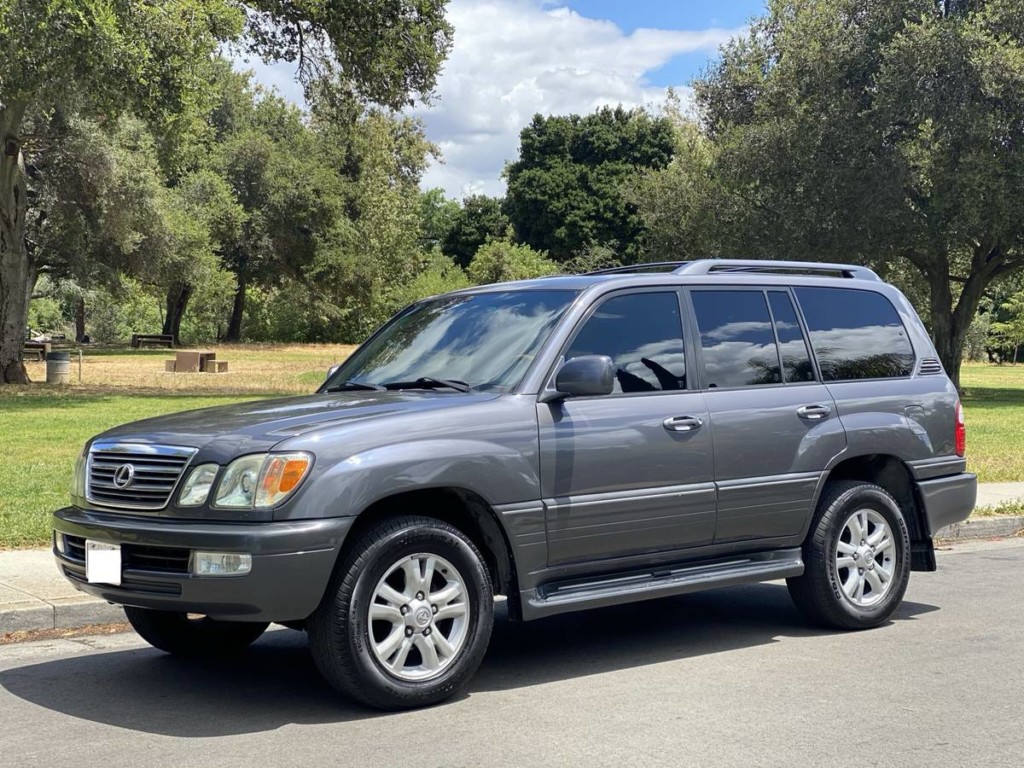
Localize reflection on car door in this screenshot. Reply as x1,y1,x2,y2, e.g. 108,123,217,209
537,290,716,566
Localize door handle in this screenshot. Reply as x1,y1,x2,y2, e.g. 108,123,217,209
663,415,703,432
797,404,831,421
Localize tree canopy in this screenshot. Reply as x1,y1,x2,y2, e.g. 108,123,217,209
0,0,453,383
503,106,675,263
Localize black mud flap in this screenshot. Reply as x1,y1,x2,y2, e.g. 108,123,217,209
911,538,937,572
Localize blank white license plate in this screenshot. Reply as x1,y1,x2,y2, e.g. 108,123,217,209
85,540,122,586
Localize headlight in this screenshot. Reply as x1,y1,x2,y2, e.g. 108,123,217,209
178,464,219,506
70,446,87,498
214,455,265,509
213,452,313,510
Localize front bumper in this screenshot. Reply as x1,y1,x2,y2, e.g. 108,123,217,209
917,472,978,536
52,507,353,622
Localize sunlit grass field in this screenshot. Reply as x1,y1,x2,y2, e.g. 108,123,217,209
1,344,353,548
0,351,1021,548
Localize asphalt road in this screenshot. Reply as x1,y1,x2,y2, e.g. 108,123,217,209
1,539,1022,768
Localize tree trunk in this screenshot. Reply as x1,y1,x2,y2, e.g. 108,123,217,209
0,101,31,384
225,270,247,342
923,253,991,392
162,283,193,346
75,296,86,342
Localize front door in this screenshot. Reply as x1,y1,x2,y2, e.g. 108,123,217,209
537,290,716,566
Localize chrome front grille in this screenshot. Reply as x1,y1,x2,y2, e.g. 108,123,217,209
86,442,196,510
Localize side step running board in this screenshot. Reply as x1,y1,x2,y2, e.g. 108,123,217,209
522,548,804,620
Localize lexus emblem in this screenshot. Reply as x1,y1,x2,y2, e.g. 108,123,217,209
112,464,135,489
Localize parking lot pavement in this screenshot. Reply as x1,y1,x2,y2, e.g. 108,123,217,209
1,538,1021,767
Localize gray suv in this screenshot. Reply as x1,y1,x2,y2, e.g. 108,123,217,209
53,259,976,709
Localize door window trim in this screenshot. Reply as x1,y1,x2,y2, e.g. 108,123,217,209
539,286,697,401
683,286,823,393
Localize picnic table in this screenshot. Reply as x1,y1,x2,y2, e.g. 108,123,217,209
131,333,174,349
22,341,51,361
167,350,228,373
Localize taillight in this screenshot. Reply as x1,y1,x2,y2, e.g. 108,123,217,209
955,401,966,457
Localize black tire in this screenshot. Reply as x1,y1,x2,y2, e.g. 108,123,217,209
787,480,911,630
124,606,269,657
308,515,494,710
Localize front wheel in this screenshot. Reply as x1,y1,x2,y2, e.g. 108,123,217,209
308,515,494,710
124,606,268,657
787,481,911,630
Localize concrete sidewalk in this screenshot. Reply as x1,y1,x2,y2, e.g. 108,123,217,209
3,482,1023,636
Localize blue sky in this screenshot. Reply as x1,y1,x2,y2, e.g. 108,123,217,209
563,1,766,85
241,0,767,197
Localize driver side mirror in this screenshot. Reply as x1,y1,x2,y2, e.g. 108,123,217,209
326,364,340,383
540,355,615,402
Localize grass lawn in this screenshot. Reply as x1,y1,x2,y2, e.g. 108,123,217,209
1,343,354,548
959,362,1024,483
0,349,1021,548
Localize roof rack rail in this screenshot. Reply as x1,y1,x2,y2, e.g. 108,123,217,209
586,261,692,275
674,259,879,281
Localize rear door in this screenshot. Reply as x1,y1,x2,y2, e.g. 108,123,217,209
687,287,846,543
537,289,716,566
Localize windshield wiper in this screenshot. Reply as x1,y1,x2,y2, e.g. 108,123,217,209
324,380,386,392
386,377,474,393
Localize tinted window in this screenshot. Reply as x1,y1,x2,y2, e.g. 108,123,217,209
795,287,914,381
768,291,815,383
692,291,781,388
568,292,686,394
334,290,577,393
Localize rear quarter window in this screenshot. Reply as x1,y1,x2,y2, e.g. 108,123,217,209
794,287,914,381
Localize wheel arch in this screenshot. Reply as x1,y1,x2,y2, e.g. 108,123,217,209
818,453,935,571
341,486,521,617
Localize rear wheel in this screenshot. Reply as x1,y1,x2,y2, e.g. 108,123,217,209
787,480,911,630
124,606,268,657
308,515,493,710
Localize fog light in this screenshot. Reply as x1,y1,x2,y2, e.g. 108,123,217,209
54,531,66,555
193,551,252,576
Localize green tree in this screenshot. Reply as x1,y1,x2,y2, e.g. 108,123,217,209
466,234,559,285
503,106,675,263
990,291,1024,363
417,188,461,253
0,0,453,382
0,0,240,381
442,195,510,268
634,0,1024,388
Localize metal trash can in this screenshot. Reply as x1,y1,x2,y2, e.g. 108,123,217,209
46,351,71,384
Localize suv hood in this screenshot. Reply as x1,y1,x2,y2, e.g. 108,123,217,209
94,391,501,459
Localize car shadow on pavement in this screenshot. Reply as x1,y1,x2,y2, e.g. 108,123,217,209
0,583,937,736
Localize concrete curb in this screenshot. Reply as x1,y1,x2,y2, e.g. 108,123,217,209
935,515,1024,541
1,597,125,635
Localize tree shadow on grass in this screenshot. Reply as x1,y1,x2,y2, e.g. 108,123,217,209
960,386,1024,410
0,584,938,737
0,389,271,413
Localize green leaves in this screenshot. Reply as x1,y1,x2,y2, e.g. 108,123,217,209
504,106,676,263
466,234,559,285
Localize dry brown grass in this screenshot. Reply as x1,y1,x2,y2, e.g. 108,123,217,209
23,343,357,395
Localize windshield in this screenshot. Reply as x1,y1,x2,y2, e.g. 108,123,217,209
327,290,578,393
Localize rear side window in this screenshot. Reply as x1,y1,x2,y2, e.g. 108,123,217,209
691,290,781,388
795,287,914,381
768,291,815,383
567,292,686,394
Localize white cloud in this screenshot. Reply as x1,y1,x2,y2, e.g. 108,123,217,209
413,0,739,198
233,1,740,199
